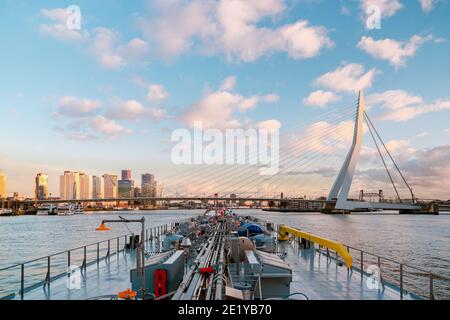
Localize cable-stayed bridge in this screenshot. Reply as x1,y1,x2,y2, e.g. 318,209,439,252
2,92,439,214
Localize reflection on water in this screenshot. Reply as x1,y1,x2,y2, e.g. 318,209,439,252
0,209,449,299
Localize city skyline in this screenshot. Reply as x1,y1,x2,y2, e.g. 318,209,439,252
1,1,450,199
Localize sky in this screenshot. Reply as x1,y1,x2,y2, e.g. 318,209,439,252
0,0,450,199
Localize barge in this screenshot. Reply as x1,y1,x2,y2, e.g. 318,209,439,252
0,210,448,300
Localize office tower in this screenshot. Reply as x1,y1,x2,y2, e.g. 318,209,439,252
79,173,92,200
35,173,49,200
121,170,131,181
92,176,104,199
0,171,6,198
60,171,81,200
141,173,157,197
118,169,134,198
118,179,134,198
103,174,118,198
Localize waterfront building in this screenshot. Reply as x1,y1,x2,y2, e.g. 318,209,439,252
118,179,134,198
92,176,104,199
121,170,131,181
118,169,134,198
60,171,81,200
0,171,6,198
79,173,92,200
103,174,118,198
141,173,157,197
35,173,48,200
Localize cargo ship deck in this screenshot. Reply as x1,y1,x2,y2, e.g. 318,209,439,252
0,212,441,301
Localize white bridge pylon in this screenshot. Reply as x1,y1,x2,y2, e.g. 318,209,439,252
328,91,420,211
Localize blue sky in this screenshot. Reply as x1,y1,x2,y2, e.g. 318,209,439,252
1,0,450,199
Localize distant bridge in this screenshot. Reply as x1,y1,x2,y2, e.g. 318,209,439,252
1,92,439,214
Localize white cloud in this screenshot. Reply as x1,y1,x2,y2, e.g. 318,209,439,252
138,0,333,62
181,91,248,128
314,63,378,93
263,94,280,103
357,35,433,68
40,9,149,69
258,119,282,130
180,77,275,129
88,27,125,69
360,0,403,18
147,84,169,102
367,90,450,122
90,116,132,136
303,90,341,108
56,96,102,117
107,100,166,121
419,0,436,12
445,128,450,133
367,90,424,110
40,8,88,42
287,120,354,155
358,144,450,199
378,100,450,122
138,0,217,57
220,76,237,91
118,38,150,61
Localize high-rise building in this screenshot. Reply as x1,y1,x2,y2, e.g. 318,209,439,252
103,174,118,198
92,176,104,199
35,173,49,200
60,171,81,200
118,180,134,198
0,171,6,198
141,173,157,197
79,173,92,200
121,170,131,181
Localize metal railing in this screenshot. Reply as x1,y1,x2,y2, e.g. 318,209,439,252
250,216,450,300
341,245,450,300
0,219,194,300
295,238,450,300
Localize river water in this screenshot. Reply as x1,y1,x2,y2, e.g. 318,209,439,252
0,209,449,299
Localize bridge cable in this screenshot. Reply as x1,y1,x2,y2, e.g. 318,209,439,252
210,122,355,197
160,104,355,193
363,112,416,203
363,112,402,202
220,123,356,198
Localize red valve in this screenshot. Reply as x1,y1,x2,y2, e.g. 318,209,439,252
199,267,215,274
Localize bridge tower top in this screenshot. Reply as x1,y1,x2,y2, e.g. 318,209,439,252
328,91,365,208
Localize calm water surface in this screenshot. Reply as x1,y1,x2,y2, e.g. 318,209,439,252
1,209,449,299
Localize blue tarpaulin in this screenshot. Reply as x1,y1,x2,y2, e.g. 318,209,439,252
237,223,265,236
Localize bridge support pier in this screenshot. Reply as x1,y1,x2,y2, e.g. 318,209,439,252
399,202,439,215
321,203,350,214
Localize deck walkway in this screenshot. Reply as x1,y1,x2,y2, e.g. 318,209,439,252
9,238,420,300
280,242,420,300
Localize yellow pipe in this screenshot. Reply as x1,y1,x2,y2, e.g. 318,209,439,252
278,225,352,268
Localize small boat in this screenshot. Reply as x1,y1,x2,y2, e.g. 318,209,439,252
0,209,13,216
57,203,83,216
37,205,58,216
